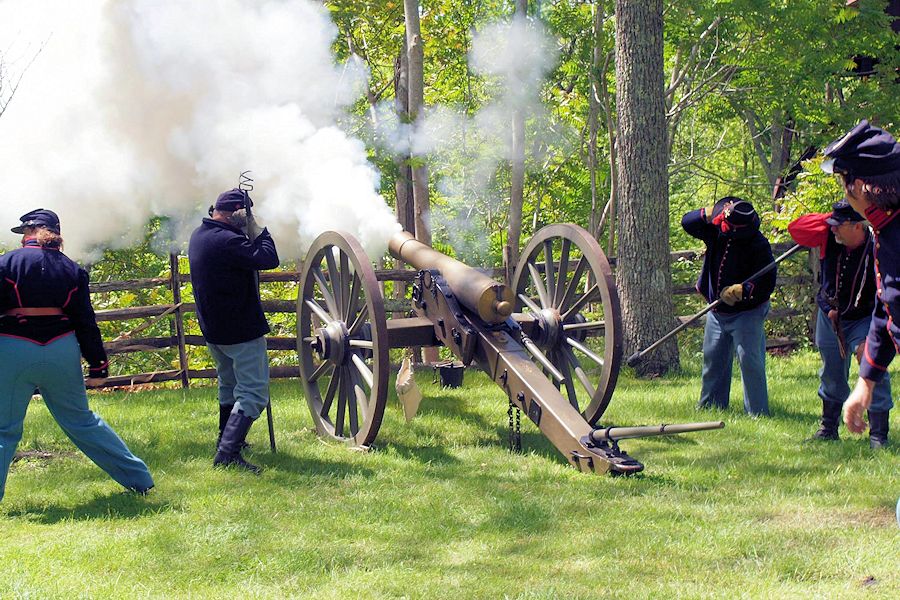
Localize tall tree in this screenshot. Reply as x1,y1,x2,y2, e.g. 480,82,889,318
614,0,679,375
403,0,431,246
394,38,415,236
507,0,528,274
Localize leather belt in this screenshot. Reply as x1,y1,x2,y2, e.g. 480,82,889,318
4,307,65,316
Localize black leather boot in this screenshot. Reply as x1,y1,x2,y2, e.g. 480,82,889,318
217,403,234,446
868,410,890,449
217,404,249,450
810,400,841,441
214,411,261,474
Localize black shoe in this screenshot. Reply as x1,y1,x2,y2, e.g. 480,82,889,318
214,411,261,474
217,403,249,451
809,400,842,441
868,410,890,449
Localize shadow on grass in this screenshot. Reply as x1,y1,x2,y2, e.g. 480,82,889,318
368,440,462,468
4,491,173,523
416,392,497,431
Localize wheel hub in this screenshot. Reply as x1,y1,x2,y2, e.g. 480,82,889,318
532,308,562,350
313,321,350,364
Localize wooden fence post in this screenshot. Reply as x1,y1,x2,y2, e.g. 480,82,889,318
170,252,190,389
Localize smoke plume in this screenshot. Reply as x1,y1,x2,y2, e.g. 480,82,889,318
370,16,558,261
0,0,400,261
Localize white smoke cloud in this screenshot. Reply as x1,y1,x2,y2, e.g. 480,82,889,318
369,16,558,260
0,0,400,261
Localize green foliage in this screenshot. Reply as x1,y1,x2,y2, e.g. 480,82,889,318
2,360,898,597
771,157,846,233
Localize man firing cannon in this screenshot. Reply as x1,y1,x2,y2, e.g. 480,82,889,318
189,188,279,474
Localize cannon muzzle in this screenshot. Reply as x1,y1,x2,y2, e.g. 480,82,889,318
389,231,514,324
590,421,724,443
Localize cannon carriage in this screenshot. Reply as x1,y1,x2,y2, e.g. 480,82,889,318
296,224,722,475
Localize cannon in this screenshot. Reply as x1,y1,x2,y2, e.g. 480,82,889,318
296,224,723,475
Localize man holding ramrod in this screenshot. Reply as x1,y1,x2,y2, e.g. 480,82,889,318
788,199,892,447
189,188,279,473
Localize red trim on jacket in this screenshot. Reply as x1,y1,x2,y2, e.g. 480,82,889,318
0,330,75,345
864,342,888,371
865,205,900,231
4,277,22,307
62,286,78,308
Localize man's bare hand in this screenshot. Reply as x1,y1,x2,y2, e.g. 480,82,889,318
844,377,875,434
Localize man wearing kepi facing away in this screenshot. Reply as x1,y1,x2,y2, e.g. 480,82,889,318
0,209,154,500
823,120,900,448
787,199,892,445
189,188,279,473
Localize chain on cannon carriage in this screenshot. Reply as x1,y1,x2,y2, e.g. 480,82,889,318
295,224,724,475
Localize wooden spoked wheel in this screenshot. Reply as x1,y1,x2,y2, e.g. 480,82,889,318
297,231,388,447
511,224,623,424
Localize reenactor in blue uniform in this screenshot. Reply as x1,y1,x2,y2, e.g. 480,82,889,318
189,189,279,473
788,200,892,444
0,209,154,501
682,197,776,416
823,120,900,448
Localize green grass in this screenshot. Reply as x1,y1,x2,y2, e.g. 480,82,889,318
1,350,897,599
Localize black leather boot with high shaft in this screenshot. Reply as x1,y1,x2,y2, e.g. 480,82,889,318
810,400,842,441
214,411,261,474
217,403,234,447
217,403,250,450
868,410,890,449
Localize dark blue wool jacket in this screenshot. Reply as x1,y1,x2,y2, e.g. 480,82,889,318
682,208,776,314
860,205,900,382
188,218,279,345
787,213,876,323
0,238,108,377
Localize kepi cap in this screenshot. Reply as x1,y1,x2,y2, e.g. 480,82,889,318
11,208,61,234
710,196,760,233
213,188,253,212
821,120,900,177
825,199,865,226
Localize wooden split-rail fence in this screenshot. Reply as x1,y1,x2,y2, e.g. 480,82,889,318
89,243,811,389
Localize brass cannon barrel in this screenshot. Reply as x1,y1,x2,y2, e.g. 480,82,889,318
590,421,725,443
389,231,514,323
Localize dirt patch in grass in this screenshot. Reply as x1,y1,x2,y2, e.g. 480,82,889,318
764,506,897,529
12,449,77,463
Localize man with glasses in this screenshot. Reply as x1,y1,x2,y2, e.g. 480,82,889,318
788,200,891,446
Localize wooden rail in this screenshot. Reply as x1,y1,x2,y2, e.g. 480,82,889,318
87,245,813,388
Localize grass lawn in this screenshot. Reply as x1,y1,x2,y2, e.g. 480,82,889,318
1,350,897,599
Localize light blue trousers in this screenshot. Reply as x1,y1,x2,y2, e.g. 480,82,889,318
815,309,893,412
699,301,771,416
206,337,269,420
0,334,154,501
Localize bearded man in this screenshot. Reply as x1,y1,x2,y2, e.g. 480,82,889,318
788,200,891,447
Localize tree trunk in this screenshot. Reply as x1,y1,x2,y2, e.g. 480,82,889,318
393,41,415,237
614,0,679,375
508,0,528,272
393,40,415,311
588,3,602,238
403,0,436,363
403,0,431,247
